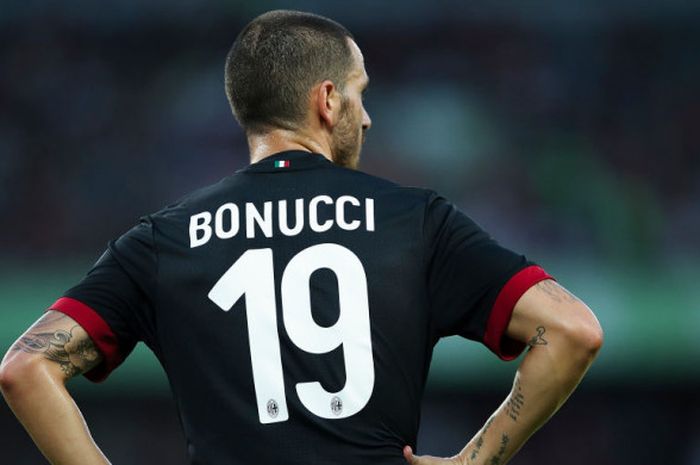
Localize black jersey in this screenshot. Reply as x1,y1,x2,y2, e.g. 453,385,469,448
50,150,551,465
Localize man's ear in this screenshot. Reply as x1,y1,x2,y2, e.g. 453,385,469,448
315,80,341,129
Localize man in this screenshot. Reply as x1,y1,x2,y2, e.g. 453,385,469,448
0,10,602,465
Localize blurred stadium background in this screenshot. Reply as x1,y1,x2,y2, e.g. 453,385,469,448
1,0,699,463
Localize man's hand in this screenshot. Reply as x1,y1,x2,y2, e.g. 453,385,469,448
403,446,464,465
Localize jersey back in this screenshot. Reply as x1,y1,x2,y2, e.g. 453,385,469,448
52,151,549,465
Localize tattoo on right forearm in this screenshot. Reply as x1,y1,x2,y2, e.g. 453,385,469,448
470,416,494,461
487,434,510,465
504,380,525,422
12,313,100,378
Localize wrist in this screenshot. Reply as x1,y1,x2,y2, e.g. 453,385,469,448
453,444,477,465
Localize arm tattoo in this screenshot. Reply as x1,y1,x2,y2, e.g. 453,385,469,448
470,416,494,461
535,279,580,304
504,380,525,422
487,434,510,465
528,326,548,347
12,313,101,378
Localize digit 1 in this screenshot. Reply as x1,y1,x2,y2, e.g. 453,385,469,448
207,248,288,424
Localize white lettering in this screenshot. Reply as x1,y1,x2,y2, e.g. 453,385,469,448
215,203,240,239
309,195,333,233
279,199,304,236
365,198,375,232
190,211,213,248
336,196,361,231
189,196,376,245
246,201,273,239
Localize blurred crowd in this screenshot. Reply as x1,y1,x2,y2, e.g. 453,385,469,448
1,3,698,263
1,3,699,464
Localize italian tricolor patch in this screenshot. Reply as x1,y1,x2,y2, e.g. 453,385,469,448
274,160,290,168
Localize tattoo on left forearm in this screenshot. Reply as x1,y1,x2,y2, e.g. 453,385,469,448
12,315,100,378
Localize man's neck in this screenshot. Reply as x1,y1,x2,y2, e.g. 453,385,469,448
247,129,333,164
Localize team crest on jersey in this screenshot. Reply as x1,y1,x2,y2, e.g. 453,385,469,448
267,399,279,418
330,396,343,416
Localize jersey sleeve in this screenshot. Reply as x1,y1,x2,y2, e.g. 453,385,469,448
424,193,552,360
48,217,158,382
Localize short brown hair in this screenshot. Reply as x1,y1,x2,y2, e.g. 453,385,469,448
225,10,355,134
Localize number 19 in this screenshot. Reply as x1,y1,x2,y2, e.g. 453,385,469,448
208,243,375,424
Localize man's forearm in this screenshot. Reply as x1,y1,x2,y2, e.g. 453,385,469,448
456,328,601,465
1,359,110,465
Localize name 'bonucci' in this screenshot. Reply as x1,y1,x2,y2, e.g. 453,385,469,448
189,195,375,248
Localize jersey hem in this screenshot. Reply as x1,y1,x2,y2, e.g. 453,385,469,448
48,297,123,382
484,265,554,360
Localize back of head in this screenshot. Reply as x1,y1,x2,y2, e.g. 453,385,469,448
225,10,354,134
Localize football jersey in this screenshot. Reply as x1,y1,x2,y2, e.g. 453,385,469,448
49,150,551,465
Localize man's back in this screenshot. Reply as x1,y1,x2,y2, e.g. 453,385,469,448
0,11,602,465
154,150,429,464
53,150,537,464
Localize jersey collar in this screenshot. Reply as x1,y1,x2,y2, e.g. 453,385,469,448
239,151,333,173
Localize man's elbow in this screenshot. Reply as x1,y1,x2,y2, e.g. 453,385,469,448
564,304,604,362
0,353,46,397
0,359,19,397
576,320,604,359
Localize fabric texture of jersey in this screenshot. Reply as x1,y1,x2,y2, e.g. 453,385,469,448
49,151,552,465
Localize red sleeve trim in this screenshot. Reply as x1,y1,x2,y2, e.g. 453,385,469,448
48,297,123,382
483,265,554,361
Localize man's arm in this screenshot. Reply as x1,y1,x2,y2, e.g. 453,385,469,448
0,310,111,465
404,279,603,465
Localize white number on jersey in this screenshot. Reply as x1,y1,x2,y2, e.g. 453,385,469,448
208,243,375,424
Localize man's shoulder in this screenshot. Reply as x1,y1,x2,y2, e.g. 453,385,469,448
332,165,437,202
146,177,232,223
